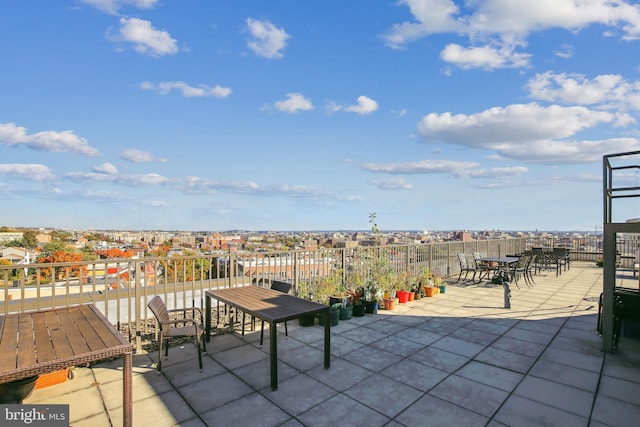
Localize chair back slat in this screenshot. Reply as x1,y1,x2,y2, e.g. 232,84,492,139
148,295,170,325
270,280,292,294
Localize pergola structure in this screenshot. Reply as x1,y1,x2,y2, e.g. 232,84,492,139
602,150,640,352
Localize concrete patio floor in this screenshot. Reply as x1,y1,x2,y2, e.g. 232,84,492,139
24,261,640,426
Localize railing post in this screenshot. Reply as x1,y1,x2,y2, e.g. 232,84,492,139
133,259,142,354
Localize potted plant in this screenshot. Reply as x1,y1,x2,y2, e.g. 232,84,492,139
421,267,437,297
410,271,423,299
295,280,318,326
318,302,340,326
437,275,447,293
349,288,366,317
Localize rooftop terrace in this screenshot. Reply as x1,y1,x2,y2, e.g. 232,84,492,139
23,261,640,426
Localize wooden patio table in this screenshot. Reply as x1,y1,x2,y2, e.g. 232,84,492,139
0,304,133,427
205,286,330,390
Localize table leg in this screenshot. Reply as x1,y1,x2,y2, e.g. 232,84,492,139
323,309,330,369
123,351,133,427
270,321,277,390
205,295,211,343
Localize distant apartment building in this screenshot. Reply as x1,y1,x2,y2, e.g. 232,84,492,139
35,233,51,244
0,232,23,243
1,247,33,264
453,231,472,242
334,240,359,249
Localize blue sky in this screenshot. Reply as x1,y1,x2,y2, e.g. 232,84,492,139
2,0,640,232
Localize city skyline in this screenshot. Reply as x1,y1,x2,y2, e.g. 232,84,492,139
2,1,640,232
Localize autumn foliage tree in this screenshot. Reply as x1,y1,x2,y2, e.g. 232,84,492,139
36,251,86,282
94,248,135,259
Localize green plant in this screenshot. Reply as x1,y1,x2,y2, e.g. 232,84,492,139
295,280,318,301
420,267,433,287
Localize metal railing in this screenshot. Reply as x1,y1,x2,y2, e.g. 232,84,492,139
1,238,523,311
3,235,632,350
526,236,639,268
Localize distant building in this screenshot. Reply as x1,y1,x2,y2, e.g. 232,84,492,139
453,231,472,242
0,232,23,243
1,247,33,265
35,233,51,244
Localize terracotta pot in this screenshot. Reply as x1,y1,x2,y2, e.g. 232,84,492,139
424,287,437,297
408,291,415,301
383,298,396,310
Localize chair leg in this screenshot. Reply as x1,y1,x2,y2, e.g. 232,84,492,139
260,321,264,346
196,335,203,370
157,332,164,372
284,321,288,337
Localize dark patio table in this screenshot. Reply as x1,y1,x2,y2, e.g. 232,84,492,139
0,304,133,427
205,286,330,390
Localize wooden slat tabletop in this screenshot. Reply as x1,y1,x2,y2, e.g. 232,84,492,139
208,286,328,323
0,304,132,383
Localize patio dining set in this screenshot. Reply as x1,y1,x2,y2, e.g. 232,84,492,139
456,247,571,288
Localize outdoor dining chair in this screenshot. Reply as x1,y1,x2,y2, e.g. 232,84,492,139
456,253,480,282
472,252,497,282
508,254,532,288
148,296,206,373
259,280,293,345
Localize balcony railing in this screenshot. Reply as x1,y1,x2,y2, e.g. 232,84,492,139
1,236,627,351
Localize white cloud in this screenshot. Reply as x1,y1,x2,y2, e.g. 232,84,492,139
0,122,99,156
440,43,530,69
383,0,464,49
527,71,640,110
65,171,172,186
246,18,290,59
368,178,414,190
78,0,158,15
417,103,640,163
140,81,231,98
63,167,361,203
93,162,118,174
121,148,167,163
272,93,314,113
361,159,479,174
112,17,178,56
0,163,55,181
361,158,528,180
453,166,529,179
344,96,379,115
384,0,640,69
554,44,573,59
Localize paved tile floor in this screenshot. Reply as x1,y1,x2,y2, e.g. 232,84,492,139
24,261,640,426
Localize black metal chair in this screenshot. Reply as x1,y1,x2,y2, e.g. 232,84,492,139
456,253,480,282
148,296,206,372
552,247,571,271
259,280,293,345
472,252,497,282
508,254,532,288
